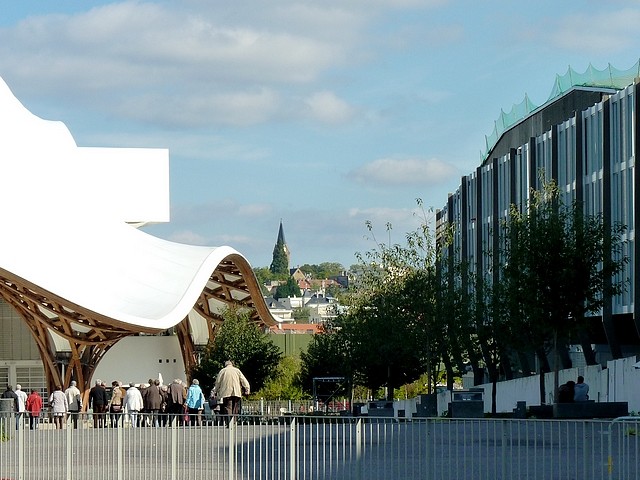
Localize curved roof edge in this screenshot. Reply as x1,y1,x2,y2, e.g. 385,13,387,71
482,60,640,162
0,75,277,333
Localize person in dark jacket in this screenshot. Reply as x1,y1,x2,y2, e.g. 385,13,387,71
2,385,18,409
143,379,163,427
167,379,185,426
2,385,19,429
89,379,108,428
557,381,575,403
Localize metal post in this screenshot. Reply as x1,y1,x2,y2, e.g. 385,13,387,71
66,417,72,480
117,421,123,480
607,416,637,480
18,413,24,480
228,416,236,480
289,417,296,480
425,419,432,480
501,420,507,480
171,416,177,480
607,417,617,480
354,418,363,480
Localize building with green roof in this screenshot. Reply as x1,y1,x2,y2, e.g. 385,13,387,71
439,61,640,378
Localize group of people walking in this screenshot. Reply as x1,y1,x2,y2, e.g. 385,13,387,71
1,360,250,430
2,381,85,430
2,384,30,429
86,377,208,428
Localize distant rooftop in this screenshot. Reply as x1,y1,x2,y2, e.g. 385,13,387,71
482,60,640,161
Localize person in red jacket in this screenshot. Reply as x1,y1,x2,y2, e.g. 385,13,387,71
25,389,43,430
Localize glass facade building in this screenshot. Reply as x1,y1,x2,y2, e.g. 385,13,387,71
437,78,640,366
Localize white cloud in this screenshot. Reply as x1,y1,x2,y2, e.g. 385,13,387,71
0,2,355,127
304,91,355,124
346,205,419,227
2,2,341,85
116,88,281,128
166,229,208,246
349,157,459,187
0,0,451,130
546,9,640,53
212,233,258,246
237,203,273,217
336,0,448,8
166,200,274,228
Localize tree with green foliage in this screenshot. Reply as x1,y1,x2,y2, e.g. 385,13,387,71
477,274,516,414
299,328,352,395
190,307,282,396
339,277,431,399
252,267,275,294
274,276,301,299
299,199,461,401
432,259,478,392
337,199,441,400
292,307,311,322
255,356,308,400
498,180,628,402
270,238,289,275
299,262,345,279
324,283,345,300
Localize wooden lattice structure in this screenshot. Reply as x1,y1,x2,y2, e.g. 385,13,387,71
0,76,278,405
176,254,277,377
0,254,276,401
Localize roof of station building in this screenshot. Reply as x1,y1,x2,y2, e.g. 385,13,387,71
0,76,274,335
482,61,640,162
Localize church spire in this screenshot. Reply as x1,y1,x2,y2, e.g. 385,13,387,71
270,220,290,275
277,218,286,245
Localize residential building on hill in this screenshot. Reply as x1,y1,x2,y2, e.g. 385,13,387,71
279,296,305,310
263,297,294,322
305,294,338,324
264,290,339,324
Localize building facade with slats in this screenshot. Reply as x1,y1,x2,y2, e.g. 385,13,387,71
0,300,46,399
437,70,640,373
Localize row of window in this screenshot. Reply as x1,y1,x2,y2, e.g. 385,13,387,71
442,84,636,314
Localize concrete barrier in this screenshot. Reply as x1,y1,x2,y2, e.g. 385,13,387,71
552,401,628,419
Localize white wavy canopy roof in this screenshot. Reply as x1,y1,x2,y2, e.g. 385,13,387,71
0,77,265,332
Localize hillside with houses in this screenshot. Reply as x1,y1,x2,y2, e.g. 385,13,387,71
258,221,350,332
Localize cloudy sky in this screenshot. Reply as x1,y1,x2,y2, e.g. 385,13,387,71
2,0,640,269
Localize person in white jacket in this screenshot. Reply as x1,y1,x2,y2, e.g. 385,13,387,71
49,385,68,430
14,384,27,430
214,360,250,427
124,383,144,428
64,381,82,429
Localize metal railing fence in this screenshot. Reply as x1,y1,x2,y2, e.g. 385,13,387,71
240,399,350,415
0,413,638,480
